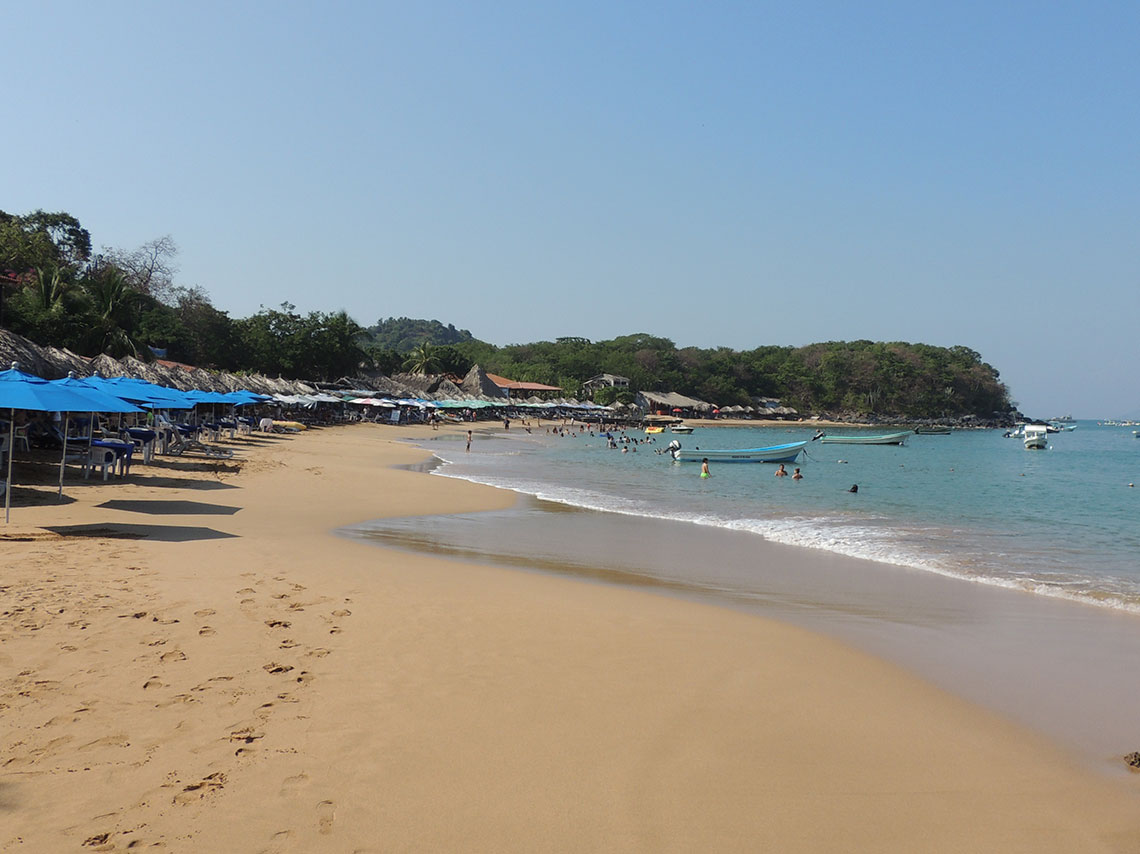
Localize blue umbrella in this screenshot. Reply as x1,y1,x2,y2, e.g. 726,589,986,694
1,365,143,522
48,376,145,499
93,376,194,409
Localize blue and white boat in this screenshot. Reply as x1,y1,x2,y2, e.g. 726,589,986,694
669,440,807,463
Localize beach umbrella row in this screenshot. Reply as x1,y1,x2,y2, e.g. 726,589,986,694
0,365,143,523
1,366,275,522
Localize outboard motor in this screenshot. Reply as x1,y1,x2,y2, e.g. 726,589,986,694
667,439,682,460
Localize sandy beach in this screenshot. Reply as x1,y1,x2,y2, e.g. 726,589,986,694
3,422,1139,852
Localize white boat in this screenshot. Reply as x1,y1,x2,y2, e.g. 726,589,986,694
817,431,910,445
670,440,807,463
669,424,694,434
1023,425,1049,450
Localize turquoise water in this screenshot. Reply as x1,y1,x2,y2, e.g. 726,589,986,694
423,422,1140,613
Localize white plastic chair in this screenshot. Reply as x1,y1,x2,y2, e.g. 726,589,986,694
85,447,117,481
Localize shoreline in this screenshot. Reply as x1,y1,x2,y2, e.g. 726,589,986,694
3,422,1139,851
348,484,1140,770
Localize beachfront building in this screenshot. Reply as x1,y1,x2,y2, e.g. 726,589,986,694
581,373,630,396
636,391,714,418
483,372,562,401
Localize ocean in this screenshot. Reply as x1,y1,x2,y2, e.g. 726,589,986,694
412,421,1140,613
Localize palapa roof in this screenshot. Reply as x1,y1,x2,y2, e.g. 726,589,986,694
637,390,714,411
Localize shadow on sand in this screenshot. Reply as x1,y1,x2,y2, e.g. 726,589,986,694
97,499,242,516
44,523,238,542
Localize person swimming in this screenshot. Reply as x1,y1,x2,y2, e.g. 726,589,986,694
848,484,858,493
775,464,788,477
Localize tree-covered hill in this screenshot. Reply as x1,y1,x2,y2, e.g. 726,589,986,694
0,208,1014,418
449,335,1012,419
361,317,474,352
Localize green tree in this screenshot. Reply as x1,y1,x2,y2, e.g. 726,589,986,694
81,266,144,357
404,341,440,375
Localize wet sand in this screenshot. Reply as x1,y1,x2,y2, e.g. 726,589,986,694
348,489,1140,767
2,422,1139,852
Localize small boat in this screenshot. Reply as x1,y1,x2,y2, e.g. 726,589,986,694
1023,424,1049,450
670,440,807,463
818,431,910,445
914,426,952,435
670,424,694,434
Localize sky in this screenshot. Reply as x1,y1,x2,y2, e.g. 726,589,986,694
4,1,1138,417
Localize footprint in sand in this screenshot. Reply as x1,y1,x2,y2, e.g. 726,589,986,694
264,663,294,675
143,677,165,690
237,587,256,595
280,771,309,795
265,619,291,629
160,650,187,663
316,800,335,835
155,693,197,708
271,593,289,600
79,734,131,751
305,648,331,659
198,626,216,636
174,771,226,804
194,608,216,618
331,609,352,618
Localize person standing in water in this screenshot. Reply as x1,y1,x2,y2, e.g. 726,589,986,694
775,464,788,477
700,458,711,478
466,430,472,452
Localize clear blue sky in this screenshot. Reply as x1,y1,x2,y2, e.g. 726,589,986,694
5,1,1138,417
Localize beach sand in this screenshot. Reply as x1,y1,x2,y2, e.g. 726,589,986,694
2,423,1139,852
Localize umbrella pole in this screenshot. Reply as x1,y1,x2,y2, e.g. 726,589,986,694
5,409,14,524
58,413,70,499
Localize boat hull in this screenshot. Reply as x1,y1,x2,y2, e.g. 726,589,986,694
1023,427,1049,449
818,431,910,445
672,441,807,463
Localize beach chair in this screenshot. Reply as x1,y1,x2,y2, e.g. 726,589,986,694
85,446,117,481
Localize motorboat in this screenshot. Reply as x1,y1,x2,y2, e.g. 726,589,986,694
1023,424,1049,450
914,426,952,435
817,431,910,445
669,440,807,463
669,424,694,434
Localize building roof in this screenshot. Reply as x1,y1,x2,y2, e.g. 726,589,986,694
484,372,562,392
638,390,714,410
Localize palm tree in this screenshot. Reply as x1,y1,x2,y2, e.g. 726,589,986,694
404,341,439,376
82,267,142,357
